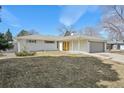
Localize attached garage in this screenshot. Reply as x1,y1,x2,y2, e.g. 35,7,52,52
89,41,105,53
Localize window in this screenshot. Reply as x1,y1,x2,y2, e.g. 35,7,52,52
44,41,55,43
27,40,36,43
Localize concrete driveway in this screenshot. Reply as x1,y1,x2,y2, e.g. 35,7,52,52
0,53,16,59
94,53,124,64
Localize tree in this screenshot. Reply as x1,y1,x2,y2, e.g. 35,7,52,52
29,29,39,35
5,29,13,41
17,29,30,37
0,33,13,51
17,29,39,37
81,26,101,37
58,24,77,36
101,5,124,41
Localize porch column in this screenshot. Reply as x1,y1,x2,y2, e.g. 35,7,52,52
78,39,80,51
87,41,90,52
104,42,107,52
72,40,73,51
59,41,63,51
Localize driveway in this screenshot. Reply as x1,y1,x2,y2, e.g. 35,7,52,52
95,53,124,64
0,53,16,59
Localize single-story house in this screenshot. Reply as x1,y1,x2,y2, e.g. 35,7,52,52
16,35,107,53
107,41,124,50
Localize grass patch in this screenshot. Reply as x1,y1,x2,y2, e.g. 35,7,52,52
0,56,119,88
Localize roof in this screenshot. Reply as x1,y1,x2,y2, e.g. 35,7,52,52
16,35,106,42
60,35,106,42
107,41,124,44
16,35,63,41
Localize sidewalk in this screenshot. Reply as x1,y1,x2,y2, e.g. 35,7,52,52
69,51,111,60
0,53,16,60
96,53,124,64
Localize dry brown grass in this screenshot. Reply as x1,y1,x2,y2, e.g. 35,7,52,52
0,56,119,88
35,51,69,56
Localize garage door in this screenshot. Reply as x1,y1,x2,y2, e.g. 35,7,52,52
90,42,104,53
120,45,124,50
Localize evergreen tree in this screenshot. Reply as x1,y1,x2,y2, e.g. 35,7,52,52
0,33,13,51
5,29,13,41
17,29,30,37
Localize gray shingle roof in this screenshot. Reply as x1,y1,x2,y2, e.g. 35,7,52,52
16,35,106,42
60,35,106,42
17,35,63,41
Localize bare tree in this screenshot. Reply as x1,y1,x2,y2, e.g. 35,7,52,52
81,26,101,37
29,29,39,35
101,5,124,41
58,24,77,36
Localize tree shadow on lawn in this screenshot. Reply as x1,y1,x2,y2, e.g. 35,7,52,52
0,56,119,88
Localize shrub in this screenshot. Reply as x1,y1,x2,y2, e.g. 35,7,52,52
15,51,36,56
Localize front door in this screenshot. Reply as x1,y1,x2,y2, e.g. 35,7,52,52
63,42,69,51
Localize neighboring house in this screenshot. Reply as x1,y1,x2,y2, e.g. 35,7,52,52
107,41,124,50
16,35,106,53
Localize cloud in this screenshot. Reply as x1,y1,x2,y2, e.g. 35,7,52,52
0,7,21,28
59,5,99,26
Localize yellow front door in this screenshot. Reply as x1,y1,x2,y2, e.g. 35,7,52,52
63,42,69,51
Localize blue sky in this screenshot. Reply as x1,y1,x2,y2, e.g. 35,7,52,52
0,5,103,36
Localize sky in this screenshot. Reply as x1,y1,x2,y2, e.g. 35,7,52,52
0,5,103,36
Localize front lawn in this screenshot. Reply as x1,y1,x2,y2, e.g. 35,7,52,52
0,56,119,88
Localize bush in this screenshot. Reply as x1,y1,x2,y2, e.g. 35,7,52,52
15,51,36,56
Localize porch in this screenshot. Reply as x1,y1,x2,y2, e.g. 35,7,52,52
59,39,89,52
